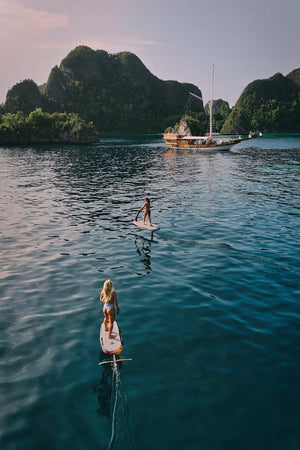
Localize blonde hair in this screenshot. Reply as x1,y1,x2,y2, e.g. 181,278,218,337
102,279,114,303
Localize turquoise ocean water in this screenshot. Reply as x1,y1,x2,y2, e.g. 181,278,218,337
0,135,299,450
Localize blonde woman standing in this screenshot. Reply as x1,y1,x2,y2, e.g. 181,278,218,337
100,279,120,339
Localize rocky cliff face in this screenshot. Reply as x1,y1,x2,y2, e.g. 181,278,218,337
287,68,300,89
45,66,67,103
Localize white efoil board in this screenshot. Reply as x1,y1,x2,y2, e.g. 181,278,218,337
133,220,160,231
100,320,123,355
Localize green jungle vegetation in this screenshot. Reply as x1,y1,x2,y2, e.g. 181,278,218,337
1,45,299,136
0,108,97,144
222,71,300,134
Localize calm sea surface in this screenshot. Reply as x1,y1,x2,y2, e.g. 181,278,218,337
0,135,299,450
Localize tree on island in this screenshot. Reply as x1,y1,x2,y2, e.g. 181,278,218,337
0,108,97,144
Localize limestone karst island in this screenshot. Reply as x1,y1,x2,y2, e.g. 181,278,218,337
0,46,299,144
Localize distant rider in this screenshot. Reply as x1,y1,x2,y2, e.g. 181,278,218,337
138,197,152,226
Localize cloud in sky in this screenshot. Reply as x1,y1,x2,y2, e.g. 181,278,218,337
66,37,165,53
120,38,166,48
0,0,164,53
0,0,165,51
0,0,69,44
0,0,166,102
0,0,299,106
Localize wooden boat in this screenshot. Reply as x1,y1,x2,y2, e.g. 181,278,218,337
163,66,262,151
163,132,262,151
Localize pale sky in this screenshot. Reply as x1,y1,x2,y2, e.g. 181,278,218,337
0,0,299,106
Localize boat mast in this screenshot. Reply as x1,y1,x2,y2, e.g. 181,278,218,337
209,64,214,138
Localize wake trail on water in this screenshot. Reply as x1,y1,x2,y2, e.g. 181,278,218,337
108,362,132,450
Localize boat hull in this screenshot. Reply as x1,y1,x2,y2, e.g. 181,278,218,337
163,133,261,151
166,142,234,151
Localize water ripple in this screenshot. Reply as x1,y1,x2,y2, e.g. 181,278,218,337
0,137,300,449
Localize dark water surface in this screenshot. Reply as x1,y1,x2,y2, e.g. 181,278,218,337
0,135,299,450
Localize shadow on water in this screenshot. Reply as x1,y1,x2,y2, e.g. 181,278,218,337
94,355,113,419
94,352,132,450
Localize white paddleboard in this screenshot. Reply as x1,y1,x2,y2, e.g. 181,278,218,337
133,220,160,231
99,320,123,355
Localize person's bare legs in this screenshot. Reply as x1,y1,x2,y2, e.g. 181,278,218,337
108,308,116,339
103,305,109,331
143,211,152,225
